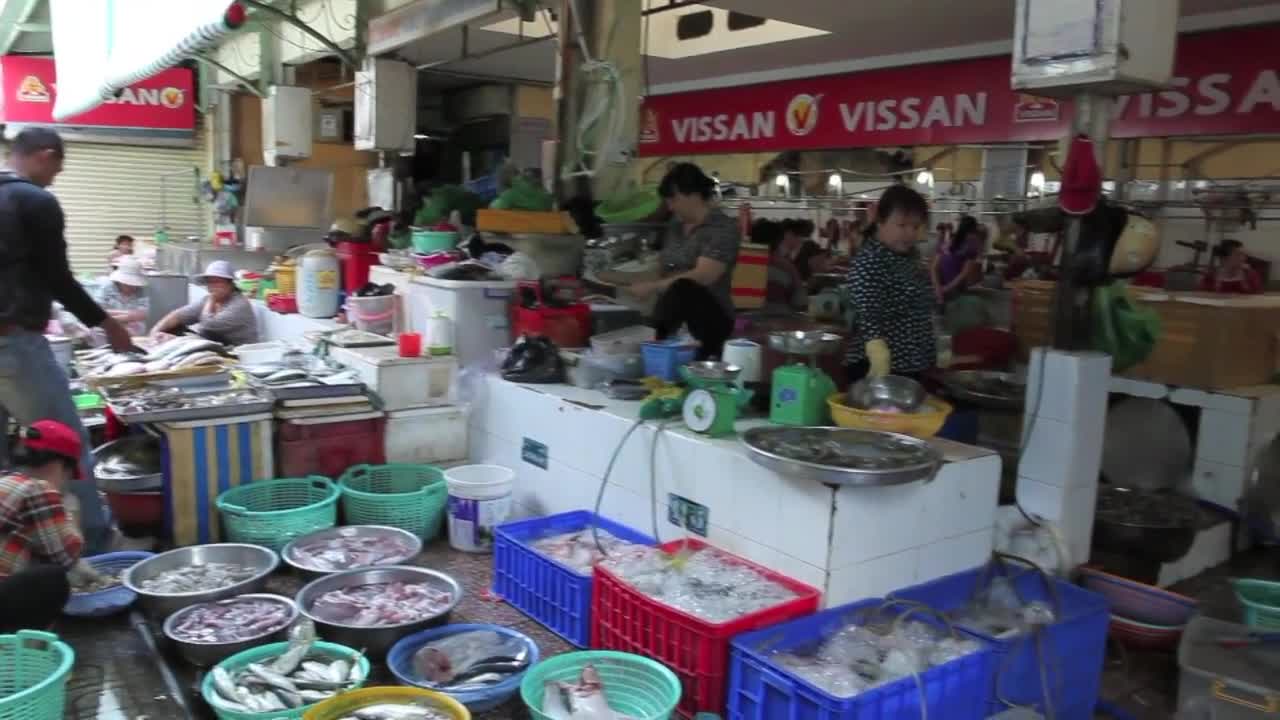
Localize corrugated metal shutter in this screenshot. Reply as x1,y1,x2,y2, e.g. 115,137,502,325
50,140,206,274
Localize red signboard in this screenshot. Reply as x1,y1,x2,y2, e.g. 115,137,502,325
0,56,195,131
638,24,1280,156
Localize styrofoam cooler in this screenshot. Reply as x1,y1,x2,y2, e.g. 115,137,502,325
409,276,514,369
385,405,468,464
327,344,457,411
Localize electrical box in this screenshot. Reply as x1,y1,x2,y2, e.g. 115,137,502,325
354,58,417,152
262,85,313,165
316,107,346,143
1012,0,1179,98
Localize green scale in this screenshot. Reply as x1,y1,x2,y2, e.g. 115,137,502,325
680,362,753,437
768,331,843,426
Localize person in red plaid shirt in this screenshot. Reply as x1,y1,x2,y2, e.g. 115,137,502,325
0,419,109,632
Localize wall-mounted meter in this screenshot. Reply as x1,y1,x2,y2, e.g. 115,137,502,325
262,85,313,165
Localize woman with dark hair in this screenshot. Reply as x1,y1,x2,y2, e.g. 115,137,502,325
1200,239,1262,294
931,215,983,303
626,162,741,359
759,219,806,311
784,219,831,283
842,184,937,381
0,420,108,632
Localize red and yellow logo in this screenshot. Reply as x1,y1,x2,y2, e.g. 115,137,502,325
785,93,821,136
16,75,50,103
1013,93,1059,123
159,86,185,109
640,108,660,144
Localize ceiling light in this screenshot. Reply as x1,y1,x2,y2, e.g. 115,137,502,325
1028,171,1046,192
916,170,934,188
775,173,789,188
828,172,842,190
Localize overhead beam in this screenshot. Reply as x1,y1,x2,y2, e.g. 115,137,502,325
0,0,43,55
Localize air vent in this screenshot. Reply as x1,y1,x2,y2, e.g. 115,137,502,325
676,10,713,40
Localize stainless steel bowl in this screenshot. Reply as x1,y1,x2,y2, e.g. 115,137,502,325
741,426,942,488
682,361,742,382
161,593,298,667
122,543,279,619
93,435,163,493
295,565,462,657
847,375,926,412
767,330,843,356
281,525,424,581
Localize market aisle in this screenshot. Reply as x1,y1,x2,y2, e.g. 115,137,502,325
54,541,573,720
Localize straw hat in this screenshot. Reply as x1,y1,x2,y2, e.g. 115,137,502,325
194,260,236,285
109,257,148,287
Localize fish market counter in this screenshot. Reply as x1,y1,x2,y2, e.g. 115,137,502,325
468,377,1001,607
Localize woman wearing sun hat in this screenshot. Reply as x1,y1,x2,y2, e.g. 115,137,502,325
94,256,150,337
150,260,260,345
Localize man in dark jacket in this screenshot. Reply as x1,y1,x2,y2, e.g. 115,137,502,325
0,127,131,554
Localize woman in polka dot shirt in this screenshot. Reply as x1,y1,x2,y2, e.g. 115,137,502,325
842,184,938,382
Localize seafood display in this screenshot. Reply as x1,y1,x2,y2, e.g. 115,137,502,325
750,429,936,471
742,427,941,487
289,530,418,572
137,562,259,594
945,575,1057,638
542,664,637,720
769,618,981,698
70,570,122,593
602,545,798,623
169,596,294,643
104,384,272,422
78,337,229,378
207,622,368,713
531,529,649,575
333,704,450,720
411,630,530,690
309,582,454,627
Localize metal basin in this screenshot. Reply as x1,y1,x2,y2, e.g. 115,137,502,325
93,435,163,493
122,543,279,619
847,375,926,412
741,426,942,488
1092,486,1199,564
161,593,298,667
682,361,741,383
767,331,843,357
295,565,462,657
282,525,424,581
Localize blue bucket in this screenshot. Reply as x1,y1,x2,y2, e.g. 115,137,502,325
387,623,540,712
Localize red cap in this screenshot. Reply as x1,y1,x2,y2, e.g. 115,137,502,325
22,420,83,477
1059,134,1102,215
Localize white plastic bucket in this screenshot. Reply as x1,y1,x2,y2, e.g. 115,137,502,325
444,464,514,553
347,295,396,335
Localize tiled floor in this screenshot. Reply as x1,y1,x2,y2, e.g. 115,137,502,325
47,542,1279,720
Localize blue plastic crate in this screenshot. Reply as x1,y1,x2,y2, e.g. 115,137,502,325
641,341,697,381
728,598,996,720
889,565,1110,720
492,510,656,647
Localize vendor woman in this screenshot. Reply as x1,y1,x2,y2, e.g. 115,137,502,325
94,257,149,338
1200,239,1263,294
625,163,740,360
843,184,936,381
150,260,259,346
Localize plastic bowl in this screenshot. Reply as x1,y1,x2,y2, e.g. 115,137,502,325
387,624,539,712
1108,613,1186,652
201,640,370,720
63,551,155,617
301,687,469,720
827,393,953,438
1077,566,1198,626
520,650,681,720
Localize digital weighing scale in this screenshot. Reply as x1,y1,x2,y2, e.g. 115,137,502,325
768,331,842,426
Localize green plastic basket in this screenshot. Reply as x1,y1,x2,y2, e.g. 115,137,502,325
215,477,339,552
520,651,681,720
201,641,370,720
0,630,75,720
1232,577,1280,629
338,464,447,540
410,229,459,254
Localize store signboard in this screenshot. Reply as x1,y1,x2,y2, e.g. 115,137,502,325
638,25,1280,156
0,56,195,133
368,0,503,56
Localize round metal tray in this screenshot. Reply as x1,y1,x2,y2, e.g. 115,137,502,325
740,426,942,487
940,370,1026,410
767,331,843,357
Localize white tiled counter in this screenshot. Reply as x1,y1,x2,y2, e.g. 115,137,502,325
468,376,1002,607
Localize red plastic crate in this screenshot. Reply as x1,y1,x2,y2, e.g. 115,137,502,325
276,417,385,478
590,538,821,717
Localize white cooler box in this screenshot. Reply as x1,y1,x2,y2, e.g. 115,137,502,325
385,405,468,464
409,276,515,370
328,344,457,411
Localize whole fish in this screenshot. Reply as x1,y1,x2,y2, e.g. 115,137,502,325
340,704,449,720
411,630,528,685
174,350,224,368
288,531,417,572
207,647,365,714
541,665,638,720
263,369,310,384
270,620,316,675
103,361,146,377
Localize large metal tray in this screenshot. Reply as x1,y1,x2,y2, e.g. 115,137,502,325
741,426,942,487
104,387,275,424
258,380,366,401
940,370,1026,410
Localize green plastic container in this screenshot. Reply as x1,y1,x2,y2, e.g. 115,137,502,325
596,184,661,224
1232,577,1280,629
520,651,681,720
215,477,339,552
338,464,447,540
0,630,75,720
201,641,370,720
410,229,459,254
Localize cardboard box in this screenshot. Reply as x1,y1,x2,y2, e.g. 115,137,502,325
1012,281,1280,389
732,244,769,310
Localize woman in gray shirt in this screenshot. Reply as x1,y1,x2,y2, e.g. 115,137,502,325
625,163,740,360
150,260,260,346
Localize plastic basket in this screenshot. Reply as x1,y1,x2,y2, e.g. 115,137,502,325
339,464,448,540
215,477,340,552
492,511,657,647
591,538,821,717
520,650,681,720
201,641,371,720
387,624,539,712
62,550,155,617
411,229,460,255
728,599,996,720
301,687,469,720
640,341,697,381
1232,578,1280,630
1177,616,1280,720
347,295,396,335
890,563,1110,719
0,630,76,720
